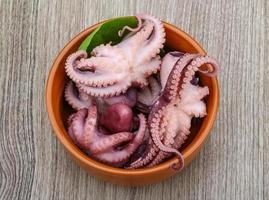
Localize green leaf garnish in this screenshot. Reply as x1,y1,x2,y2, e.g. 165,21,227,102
79,16,138,54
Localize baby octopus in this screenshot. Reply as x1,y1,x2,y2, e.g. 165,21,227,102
65,14,165,97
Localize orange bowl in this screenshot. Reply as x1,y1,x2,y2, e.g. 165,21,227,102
46,20,219,186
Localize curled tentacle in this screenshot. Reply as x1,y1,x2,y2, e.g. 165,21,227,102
195,56,220,77
118,16,142,37
161,53,199,102
127,139,159,169
94,114,146,163
136,14,166,64
65,81,93,110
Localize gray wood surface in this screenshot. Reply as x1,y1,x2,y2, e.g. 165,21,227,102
0,0,268,199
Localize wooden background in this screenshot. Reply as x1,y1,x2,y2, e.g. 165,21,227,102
0,0,268,199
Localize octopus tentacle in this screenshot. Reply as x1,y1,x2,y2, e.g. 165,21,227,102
67,113,78,144
77,57,122,72
64,81,92,110
128,141,159,168
90,132,134,154
136,14,166,64
65,50,125,87
148,109,189,167
162,54,198,102
132,76,149,88
149,106,184,167
128,129,158,168
140,56,161,76
195,56,220,77
78,79,131,97
94,114,146,163
149,130,188,168
118,20,154,63
129,98,167,168
71,108,92,150
78,87,91,101
160,52,185,89
118,16,142,37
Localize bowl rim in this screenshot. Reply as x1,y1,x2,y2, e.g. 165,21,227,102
46,20,219,176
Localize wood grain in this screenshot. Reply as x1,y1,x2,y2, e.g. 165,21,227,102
0,0,268,199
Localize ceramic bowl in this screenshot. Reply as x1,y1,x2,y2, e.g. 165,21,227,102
46,19,219,186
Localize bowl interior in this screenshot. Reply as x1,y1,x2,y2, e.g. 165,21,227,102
46,21,218,174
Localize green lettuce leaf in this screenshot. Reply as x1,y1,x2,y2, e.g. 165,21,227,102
79,16,138,54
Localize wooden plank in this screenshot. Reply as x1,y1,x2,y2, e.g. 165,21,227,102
0,0,267,199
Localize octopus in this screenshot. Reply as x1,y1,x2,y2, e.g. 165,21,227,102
129,52,219,170
64,14,220,170
65,14,165,97
68,103,146,164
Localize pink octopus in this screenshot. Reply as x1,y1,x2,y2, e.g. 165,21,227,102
68,103,146,164
129,52,219,170
65,14,165,97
